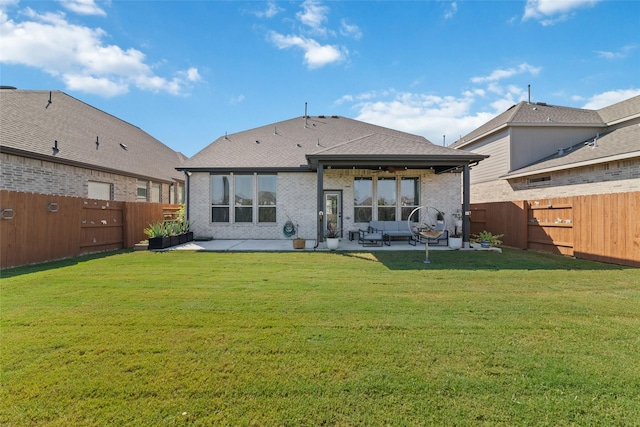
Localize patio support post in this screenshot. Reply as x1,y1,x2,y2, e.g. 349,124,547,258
317,162,324,242
462,163,471,249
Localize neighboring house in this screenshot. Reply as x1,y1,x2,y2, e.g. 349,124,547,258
0,87,186,203
450,95,640,202
179,115,486,243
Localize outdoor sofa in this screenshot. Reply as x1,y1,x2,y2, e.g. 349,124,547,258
359,221,415,246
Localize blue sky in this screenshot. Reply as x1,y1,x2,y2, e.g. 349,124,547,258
1,0,639,157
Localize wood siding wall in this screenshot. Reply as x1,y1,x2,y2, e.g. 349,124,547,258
470,192,640,267
0,190,179,268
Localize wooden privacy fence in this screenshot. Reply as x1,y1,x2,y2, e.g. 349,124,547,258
0,190,180,268
470,191,640,267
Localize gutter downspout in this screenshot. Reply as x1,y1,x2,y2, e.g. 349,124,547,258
314,163,324,249
462,164,471,248
184,171,191,223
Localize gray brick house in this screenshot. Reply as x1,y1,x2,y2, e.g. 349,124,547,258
0,87,185,203
450,95,640,202
179,115,486,244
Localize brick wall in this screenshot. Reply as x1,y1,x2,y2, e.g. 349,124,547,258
471,158,640,203
188,168,463,240
1,152,180,203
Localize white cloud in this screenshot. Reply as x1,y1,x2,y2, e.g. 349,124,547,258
341,89,499,145
582,88,640,109
595,44,638,60
340,19,362,40
252,1,282,19
0,5,200,97
523,0,599,25
443,2,458,20
297,0,329,36
268,32,346,69
57,0,107,16
471,63,541,84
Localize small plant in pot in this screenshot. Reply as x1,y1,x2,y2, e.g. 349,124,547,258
292,224,305,250
324,224,341,250
472,230,503,248
144,221,170,249
448,227,463,249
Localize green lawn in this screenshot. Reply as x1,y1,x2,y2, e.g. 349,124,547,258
1,249,639,426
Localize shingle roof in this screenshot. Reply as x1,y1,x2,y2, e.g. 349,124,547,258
184,115,483,170
502,122,640,178
0,89,184,182
597,94,640,124
451,101,605,148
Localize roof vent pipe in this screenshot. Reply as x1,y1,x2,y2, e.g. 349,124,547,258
304,102,308,127
528,84,531,104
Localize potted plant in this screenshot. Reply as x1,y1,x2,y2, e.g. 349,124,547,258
292,223,306,249
472,230,503,248
145,221,170,249
448,227,463,249
452,210,463,228
324,225,341,251
436,210,445,222
167,221,181,247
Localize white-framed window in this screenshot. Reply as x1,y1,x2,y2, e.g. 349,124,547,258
258,175,277,223
211,175,230,222
136,180,148,201
150,183,161,203
354,177,373,222
211,173,277,224
88,181,113,200
354,177,419,222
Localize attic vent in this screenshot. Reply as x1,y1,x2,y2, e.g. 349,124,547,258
120,143,128,150
331,115,339,118
536,102,547,106
318,115,325,118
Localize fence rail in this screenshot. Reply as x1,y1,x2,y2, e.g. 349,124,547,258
1,190,179,268
470,192,640,267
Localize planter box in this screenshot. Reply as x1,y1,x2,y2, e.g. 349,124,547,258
148,236,171,250
186,232,194,242
179,233,187,244
292,238,306,249
170,235,180,247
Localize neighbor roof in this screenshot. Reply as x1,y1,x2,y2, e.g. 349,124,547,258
502,122,640,179
597,94,640,125
0,89,185,183
183,115,485,172
450,101,605,149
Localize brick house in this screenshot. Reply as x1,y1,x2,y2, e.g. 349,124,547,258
179,115,486,244
0,87,185,203
450,95,640,202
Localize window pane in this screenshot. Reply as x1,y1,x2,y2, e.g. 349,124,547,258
258,175,277,206
401,207,414,221
354,207,372,222
88,181,112,200
235,207,253,222
212,207,229,222
354,178,372,206
137,180,147,201
258,207,276,223
400,178,419,206
378,207,396,221
235,175,253,206
151,183,161,203
377,178,396,206
211,175,229,205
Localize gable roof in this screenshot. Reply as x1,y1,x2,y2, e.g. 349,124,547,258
597,94,640,125
502,122,640,179
0,88,185,183
451,101,605,149
183,115,485,172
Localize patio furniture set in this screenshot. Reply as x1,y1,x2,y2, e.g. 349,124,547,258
354,221,449,247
